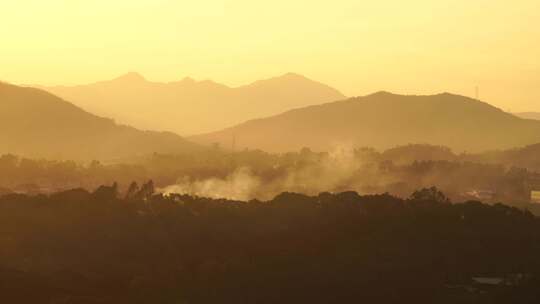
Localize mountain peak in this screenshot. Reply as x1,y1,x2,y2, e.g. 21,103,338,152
246,73,342,93
248,73,311,86
180,76,196,83
39,72,346,134
368,91,396,97
279,72,308,80
366,91,478,102
192,91,539,153
113,72,147,83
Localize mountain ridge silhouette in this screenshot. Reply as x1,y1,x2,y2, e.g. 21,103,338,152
0,82,200,160
191,91,540,153
36,72,346,135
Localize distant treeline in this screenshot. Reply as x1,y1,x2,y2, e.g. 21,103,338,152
1,187,539,303
2,143,540,205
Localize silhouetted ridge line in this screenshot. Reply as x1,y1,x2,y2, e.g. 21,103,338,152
191,91,540,153
36,72,346,134
0,82,200,160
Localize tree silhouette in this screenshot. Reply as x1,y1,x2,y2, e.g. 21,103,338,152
409,186,450,203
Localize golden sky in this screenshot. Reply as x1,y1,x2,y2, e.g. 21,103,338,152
1,0,539,111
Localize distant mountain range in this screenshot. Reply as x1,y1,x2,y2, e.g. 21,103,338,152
37,72,345,135
514,112,540,121
191,92,540,153
0,82,199,160
9,74,540,157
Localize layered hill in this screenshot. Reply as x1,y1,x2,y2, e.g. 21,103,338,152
37,72,345,135
191,92,540,153
0,82,199,160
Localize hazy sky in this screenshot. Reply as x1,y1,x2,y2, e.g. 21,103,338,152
1,0,539,111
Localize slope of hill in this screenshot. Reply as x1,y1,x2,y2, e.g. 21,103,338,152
37,72,346,135
514,112,540,121
191,92,540,153
0,82,200,160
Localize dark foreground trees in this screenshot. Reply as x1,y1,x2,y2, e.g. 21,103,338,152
1,187,540,303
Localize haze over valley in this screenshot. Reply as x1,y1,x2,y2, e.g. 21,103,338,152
2,1,540,303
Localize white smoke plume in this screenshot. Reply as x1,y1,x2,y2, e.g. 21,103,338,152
159,167,261,201
159,144,377,201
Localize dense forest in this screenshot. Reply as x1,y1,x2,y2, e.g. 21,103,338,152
1,187,539,303
2,143,540,210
